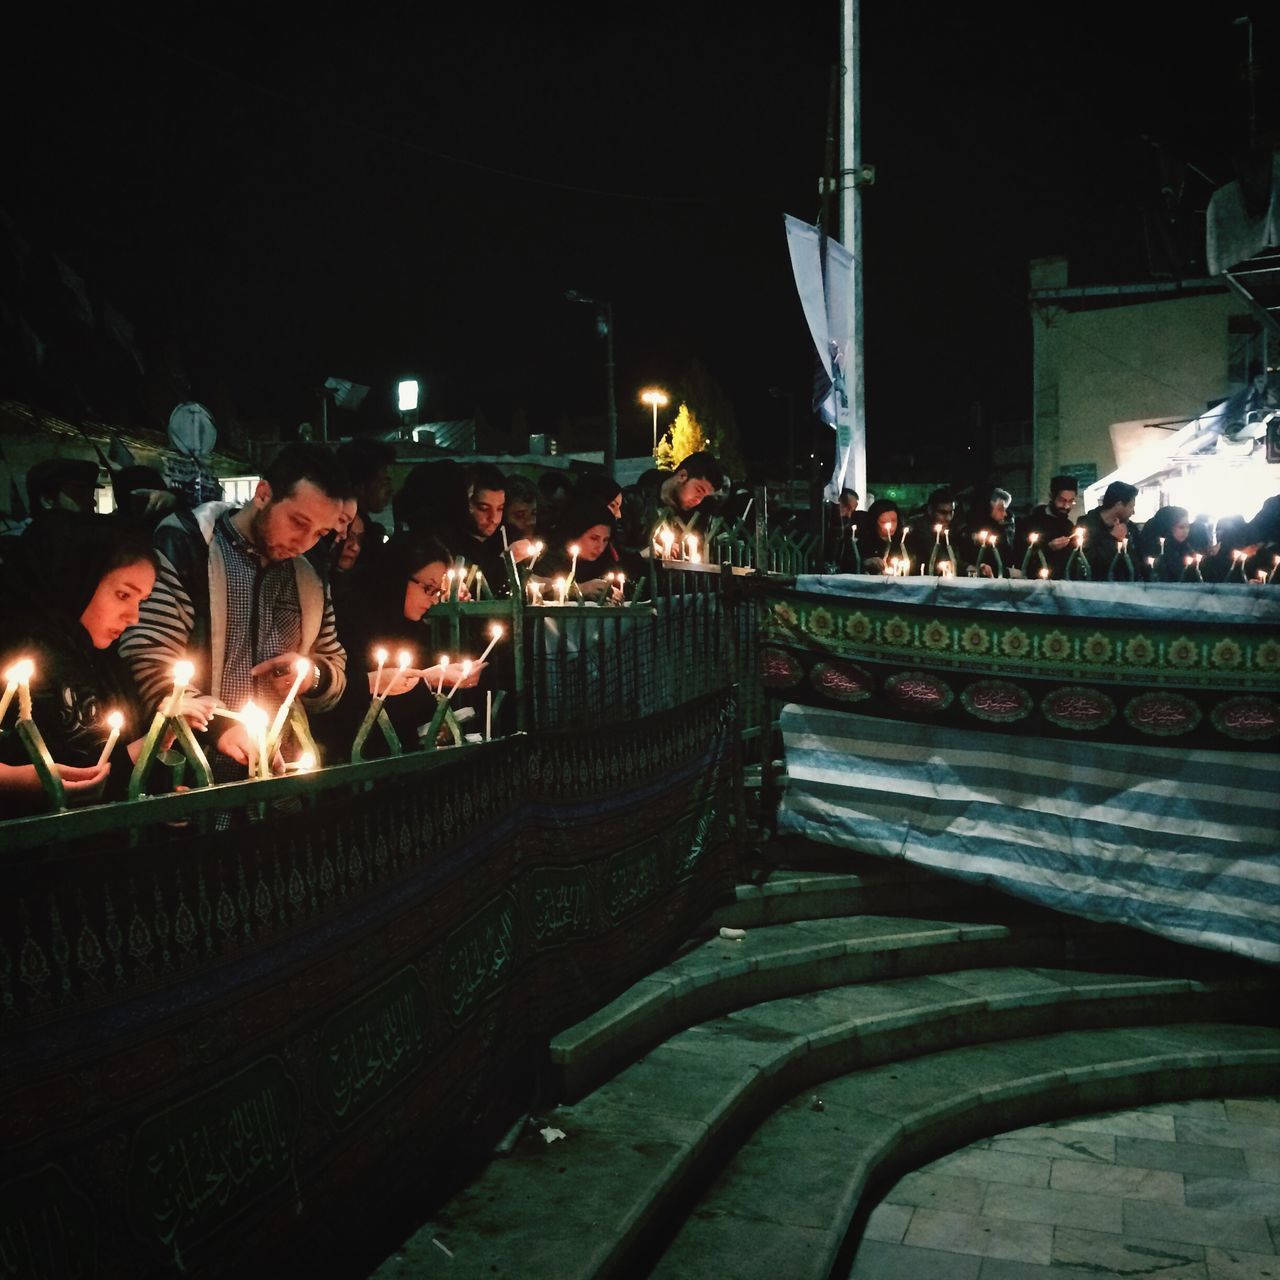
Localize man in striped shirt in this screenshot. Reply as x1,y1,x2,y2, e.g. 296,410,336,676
120,442,349,780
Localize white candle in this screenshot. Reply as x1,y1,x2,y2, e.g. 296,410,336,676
373,647,388,698
555,577,567,604
378,650,410,705
267,658,310,750
436,654,449,696
568,543,580,586
659,528,675,560
443,568,455,602
95,709,124,767
933,523,942,541
16,660,34,721
477,622,503,665
0,658,33,723
167,660,195,718
616,571,626,596
1028,532,1039,545
446,659,473,700
528,580,543,606
685,533,698,561
485,689,492,740
242,701,269,780
292,751,316,772
500,524,509,550
1039,567,1050,580
527,541,544,574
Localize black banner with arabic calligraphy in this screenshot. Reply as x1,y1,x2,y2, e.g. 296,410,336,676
757,582,1280,750
0,691,738,1279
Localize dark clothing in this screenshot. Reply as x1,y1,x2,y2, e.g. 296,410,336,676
1019,505,1076,577
1075,508,1140,579
0,609,144,818
903,516,959,575
855,500,899,572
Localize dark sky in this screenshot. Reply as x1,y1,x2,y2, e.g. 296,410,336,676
3,3,1272,475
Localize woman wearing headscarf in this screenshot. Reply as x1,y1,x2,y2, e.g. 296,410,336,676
1135,506,1190,582
1201,514,1261,583
0,519,210,816
533,505,625,602
322,534,485,758
855,499,900,574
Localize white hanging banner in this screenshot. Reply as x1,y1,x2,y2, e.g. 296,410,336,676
784,215,859,499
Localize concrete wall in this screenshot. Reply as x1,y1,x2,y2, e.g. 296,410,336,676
1030,285,1254,505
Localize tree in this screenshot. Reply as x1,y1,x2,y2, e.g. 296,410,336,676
652,359,747,479
654,402,710,469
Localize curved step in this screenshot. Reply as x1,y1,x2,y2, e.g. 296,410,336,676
376,968,1275,1279
647,1023,1280,1280
547,908,1213,1104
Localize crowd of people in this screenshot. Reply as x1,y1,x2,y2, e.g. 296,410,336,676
0,441,727,819
828,476,1280,585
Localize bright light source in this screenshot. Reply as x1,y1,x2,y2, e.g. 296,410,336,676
397,380,420,413
640,388,669,409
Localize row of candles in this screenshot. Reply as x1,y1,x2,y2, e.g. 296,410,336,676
0,620,510,784
653,527,702,563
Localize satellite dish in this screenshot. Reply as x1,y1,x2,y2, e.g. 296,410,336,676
168,402,217,458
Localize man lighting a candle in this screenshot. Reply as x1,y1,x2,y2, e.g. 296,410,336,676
1017,475,1078,578
617,451,726,560
120,443,349,783
1075,481,1139,580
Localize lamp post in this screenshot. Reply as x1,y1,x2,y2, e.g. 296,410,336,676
640,388,669,453
397,379,420,438
566,291,618,476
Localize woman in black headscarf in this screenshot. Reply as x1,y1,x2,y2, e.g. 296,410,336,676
534,505,625,602
855,499,900,574
322,534,486,758
0,519,175,816
1135,506,1190,582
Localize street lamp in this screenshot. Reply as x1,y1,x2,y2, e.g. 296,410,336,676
640,388,669,452
565,290,618,476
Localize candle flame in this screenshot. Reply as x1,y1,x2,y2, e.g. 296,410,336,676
617,572,626,584
106,710,124,730
438,654,449,669
297,751,315,771
295,657,311,677
933,523,942,535
1028,532,1038,544
490,622,503,637
979,530,988,544
242,701,268,731
569,543,580,557
174,660,194,685
4,658,34,683
534,541,544,554
375,647,388,664
1039,567,1050,579
396,649,411,669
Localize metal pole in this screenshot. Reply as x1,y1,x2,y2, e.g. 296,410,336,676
604,302,618,478
652,400,659,452
840,0,867,501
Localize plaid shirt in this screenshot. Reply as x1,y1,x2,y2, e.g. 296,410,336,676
213,513,303,778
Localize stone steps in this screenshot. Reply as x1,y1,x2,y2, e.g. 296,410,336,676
375,958,1277,1280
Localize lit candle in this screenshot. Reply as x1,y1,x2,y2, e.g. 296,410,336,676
685,533,699,561
0,658,33,723
659,527,675,560
528,580,543,606
567,543,581,588
16,660,34,722
477,622,503,665
1074,529,1084,547
1159,536,1166,555
95,709,123,767
373,647,388,698
167,660,195,718
1146,557,1155,569
1038,567,1050,580
485,689,492,740
933,522,942,541
382,649,411,702
555,576,567,604
500,524,509,550
616,571,626,593
1028,532,1039,546
1256,571,1267,584
1184,555,1193,568
267,657,311,750
1194,553,1203,567
527,541,544,573
446,659,473,700
242,701,269,780
474,569,486,599
292,751,316,773
436,654,449,696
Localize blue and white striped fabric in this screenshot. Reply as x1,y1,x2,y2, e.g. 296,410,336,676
778,702,1280,965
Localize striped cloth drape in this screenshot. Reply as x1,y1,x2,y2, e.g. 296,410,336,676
778,702,1280,965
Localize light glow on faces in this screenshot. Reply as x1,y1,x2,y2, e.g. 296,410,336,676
80,559,156,648
404,561,449,621
468,487,505,537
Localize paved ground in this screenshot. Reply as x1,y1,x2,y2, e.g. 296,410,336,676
850,1096,1280,1280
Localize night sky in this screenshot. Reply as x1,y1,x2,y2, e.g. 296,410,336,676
3,3,1272,476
